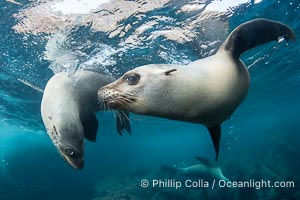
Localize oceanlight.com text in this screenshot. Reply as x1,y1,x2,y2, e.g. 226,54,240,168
218,179,295,189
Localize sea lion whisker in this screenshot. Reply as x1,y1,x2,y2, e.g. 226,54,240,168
120,110,131,122
102,101,109,112
112,95,133,104
98,99,106,109
119,96,135,103
112,97,127,106
110,108,117,119
99,99,110,114
124,92,137,98
116,111,123,125
99,97,112,113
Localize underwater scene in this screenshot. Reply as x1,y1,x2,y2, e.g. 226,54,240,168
0,0,299,199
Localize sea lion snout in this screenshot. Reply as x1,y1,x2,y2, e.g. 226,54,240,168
98,87,117,99
98,87,123,108
58,145,85,169
73,159,84,170
66,158,84,170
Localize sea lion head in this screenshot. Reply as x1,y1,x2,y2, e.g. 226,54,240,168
43,115,85,170
98,65,178,116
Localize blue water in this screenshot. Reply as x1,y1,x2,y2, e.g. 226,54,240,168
1,0,299,199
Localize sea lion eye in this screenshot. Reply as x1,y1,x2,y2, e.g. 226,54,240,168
124,74,140,85
64,148,76,158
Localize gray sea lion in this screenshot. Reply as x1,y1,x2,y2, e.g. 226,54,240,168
41,70,131,169
162,156,230,182
97,19,295,161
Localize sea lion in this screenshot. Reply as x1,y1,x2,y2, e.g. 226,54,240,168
98,19,295,161
41,70,131,169
161,156,230,182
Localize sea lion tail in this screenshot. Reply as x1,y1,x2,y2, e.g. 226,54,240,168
219,18,295,58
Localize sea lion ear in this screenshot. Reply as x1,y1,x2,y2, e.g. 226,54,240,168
164,69,177,75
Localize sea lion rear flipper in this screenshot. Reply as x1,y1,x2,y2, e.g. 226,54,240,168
195,156,214,167
207,125,221,161
220,18,296,58
116,111,131,135
82,114,99,142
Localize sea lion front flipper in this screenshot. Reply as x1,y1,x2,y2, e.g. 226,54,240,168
116,111,131,135
207,125,221,161
82,114,99,142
